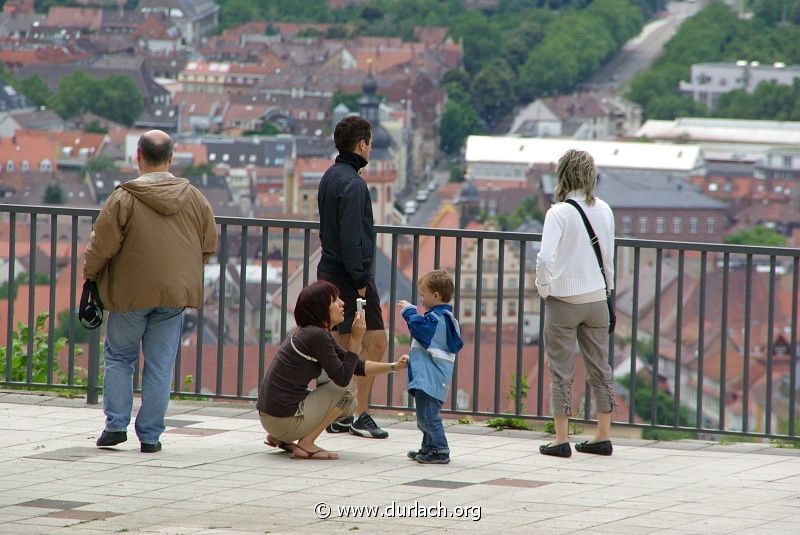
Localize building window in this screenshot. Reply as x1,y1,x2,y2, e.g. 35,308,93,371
689,217,698,234
707,217,716,234
463,305,473,318
656,217,665,234
222,154,229,162
5,160,13,172
480,302,487,316
21,160,29,172
40,159,52,172
639,216,648,233
672,217,682,234
507,301,517,317
369,186,377,202
508,277,517,289
621,216,632,234
465,278,473,290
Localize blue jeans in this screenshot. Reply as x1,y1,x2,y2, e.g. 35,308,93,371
102,307,184,444
411,388,449,455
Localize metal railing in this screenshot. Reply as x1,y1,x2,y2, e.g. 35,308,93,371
1,204,798,440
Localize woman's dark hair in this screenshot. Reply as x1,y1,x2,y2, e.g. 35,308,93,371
294,280,340,328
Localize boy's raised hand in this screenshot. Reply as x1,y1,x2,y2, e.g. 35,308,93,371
398,299,412,309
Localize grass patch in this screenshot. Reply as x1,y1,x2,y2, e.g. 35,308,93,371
487,417,532,431
641,428,697,441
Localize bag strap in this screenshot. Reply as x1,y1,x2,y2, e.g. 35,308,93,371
79,280,104,314
564,199,609,295
290,329,317,362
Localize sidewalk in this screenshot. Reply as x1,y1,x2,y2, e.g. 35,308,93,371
1,391,799,534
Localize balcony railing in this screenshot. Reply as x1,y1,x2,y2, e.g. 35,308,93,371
1,204,798,440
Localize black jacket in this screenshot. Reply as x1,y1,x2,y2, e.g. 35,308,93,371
317,151,374,289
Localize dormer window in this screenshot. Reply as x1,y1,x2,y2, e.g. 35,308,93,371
6,160,14,172
21,160,29,172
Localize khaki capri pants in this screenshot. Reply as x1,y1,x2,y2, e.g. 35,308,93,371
259,378,358,443
543,298,616,417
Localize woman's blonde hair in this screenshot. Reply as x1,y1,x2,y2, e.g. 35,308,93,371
554,149,597,206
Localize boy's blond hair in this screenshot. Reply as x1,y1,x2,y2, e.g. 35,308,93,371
419,269,454,303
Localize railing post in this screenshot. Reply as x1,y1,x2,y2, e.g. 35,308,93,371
86,327,101,404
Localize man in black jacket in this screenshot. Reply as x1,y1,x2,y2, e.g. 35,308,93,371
317,116,389,439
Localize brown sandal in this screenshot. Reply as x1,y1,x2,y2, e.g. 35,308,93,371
291,444,339,460
264,435,295,453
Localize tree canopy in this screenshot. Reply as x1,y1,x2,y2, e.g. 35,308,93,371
628,2,800,120
724,226,786,247
48,73,144,126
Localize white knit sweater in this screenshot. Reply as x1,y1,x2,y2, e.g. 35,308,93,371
535,192,615,299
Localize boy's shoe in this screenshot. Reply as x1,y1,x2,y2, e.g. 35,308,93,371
416,451,450,464
96,430,127,447
349,412,388,439
407,449,428,461
325,416,354,433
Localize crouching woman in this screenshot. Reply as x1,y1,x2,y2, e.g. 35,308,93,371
257,280,407,459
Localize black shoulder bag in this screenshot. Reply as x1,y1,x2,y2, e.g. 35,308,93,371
564,199,616,334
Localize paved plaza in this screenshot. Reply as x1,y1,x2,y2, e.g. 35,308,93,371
1,391,799,534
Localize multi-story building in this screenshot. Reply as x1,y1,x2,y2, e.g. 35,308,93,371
465,136,706,187
510,92,642,140
679,61,800,111
138,0,218,48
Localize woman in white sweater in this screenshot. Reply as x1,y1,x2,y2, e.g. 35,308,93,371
536,149,616,458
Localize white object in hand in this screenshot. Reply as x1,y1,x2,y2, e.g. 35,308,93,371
356,298,366,312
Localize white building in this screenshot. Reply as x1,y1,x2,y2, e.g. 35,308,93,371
510,92,641,140
679,61,800,111
464,136,705,184
636,117,800,163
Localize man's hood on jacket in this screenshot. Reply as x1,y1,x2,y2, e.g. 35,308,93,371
119,173,192,216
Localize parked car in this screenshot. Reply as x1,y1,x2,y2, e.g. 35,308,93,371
404,200,418,215
416,190,428,202
427,181,438,192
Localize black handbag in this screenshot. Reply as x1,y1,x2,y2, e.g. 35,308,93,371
78,280,104,330
564,199,616,333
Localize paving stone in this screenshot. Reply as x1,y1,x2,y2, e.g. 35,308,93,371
482,478,552,488
16,499,92,510
41,510,120,521
163,428,228,437
163,419,204,428
401,479,475,490
23,447,119,462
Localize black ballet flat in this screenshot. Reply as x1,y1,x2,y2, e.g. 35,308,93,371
575,440,613,456
539,442,572,458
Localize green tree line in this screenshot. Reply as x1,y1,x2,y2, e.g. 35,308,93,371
628,1,800,120
2,67,143,127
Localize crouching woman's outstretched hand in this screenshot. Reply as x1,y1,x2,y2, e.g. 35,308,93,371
363,354,410,376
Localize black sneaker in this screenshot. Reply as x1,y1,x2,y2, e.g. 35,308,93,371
416,451,450,464
141,442,162,453
325,416,354,434
349,412,388,439
407,449,428,461
96,430,127,447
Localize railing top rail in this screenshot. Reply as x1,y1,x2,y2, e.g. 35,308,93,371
2,203,798,257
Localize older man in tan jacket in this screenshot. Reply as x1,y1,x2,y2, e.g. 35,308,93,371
84,130,217,453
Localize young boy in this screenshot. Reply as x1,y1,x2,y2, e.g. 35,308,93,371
398,269,463,464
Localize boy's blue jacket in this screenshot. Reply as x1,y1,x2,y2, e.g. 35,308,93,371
401,303,463,403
